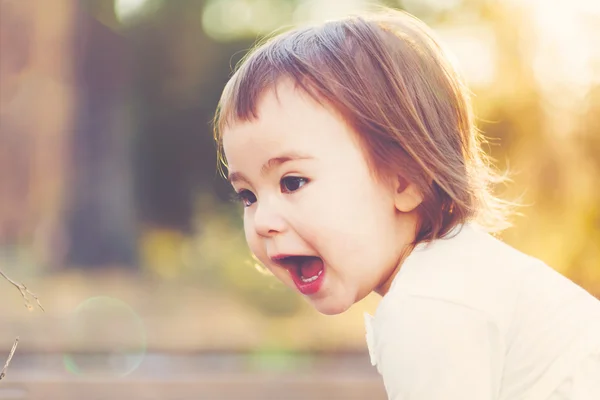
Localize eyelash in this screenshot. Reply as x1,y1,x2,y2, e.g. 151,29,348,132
229,190,255,207
230,176,309,207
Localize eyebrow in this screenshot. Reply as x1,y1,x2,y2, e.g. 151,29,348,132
228,152,314,185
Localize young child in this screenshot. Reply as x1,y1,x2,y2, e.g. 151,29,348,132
212,9,600,400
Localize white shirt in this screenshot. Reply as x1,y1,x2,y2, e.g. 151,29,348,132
364,223,600,400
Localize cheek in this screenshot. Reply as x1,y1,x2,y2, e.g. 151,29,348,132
298,183,395,254
243,217,263,257
319,177,393,229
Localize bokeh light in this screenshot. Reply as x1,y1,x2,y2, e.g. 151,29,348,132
62,296,146,378
292,0,370,24
114,0,163,25
202,0,294,41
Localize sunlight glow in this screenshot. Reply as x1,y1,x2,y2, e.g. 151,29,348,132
436,25,497,87
520,0,600,134
530,0,598,88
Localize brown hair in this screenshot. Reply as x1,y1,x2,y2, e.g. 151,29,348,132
213,9,513,244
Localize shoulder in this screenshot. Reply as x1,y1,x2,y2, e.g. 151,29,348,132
386,224,531,316
394,223,534,285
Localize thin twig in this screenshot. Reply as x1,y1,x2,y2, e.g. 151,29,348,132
0,337,18,381
0,269,43,382
0,269,44,312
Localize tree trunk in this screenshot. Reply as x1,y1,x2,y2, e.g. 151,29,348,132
64,4,137,268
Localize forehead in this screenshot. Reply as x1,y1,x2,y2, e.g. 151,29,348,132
222,82,357,160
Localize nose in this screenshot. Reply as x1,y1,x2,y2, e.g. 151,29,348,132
252,197,287,238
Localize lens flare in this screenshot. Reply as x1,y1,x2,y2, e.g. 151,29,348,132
62,296,146,378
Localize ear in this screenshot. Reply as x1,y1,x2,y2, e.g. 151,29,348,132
394,175,423,213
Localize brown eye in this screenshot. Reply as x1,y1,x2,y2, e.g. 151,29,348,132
232,189,257,207
280,177,308,193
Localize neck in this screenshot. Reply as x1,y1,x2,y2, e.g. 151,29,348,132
374,242,415,297
375,211,422,296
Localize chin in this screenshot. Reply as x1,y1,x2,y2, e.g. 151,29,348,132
308,296,353,316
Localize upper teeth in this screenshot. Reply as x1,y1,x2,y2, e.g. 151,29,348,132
300,269,322,283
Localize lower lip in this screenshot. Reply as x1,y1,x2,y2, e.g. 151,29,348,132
289,265,325,296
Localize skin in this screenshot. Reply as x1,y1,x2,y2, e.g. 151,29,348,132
222,81,423,315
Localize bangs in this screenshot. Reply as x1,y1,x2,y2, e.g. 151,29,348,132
212,17,400,179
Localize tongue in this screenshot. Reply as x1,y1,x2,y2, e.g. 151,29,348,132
299,257,323,278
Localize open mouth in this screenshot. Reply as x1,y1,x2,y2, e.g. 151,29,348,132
274,255,325,295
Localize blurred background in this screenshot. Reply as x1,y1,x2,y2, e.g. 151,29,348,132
1,0,599,398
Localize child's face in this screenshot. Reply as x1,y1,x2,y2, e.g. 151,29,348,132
222,81,419,314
